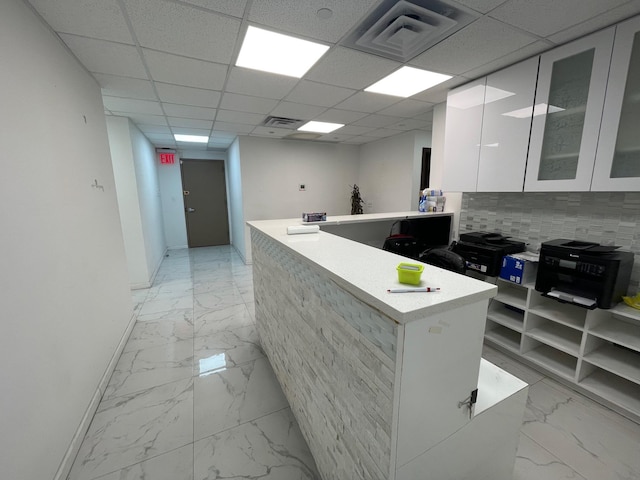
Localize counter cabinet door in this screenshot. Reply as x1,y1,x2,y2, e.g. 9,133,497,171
524,28,615,192
592,16,640,191
476,57,539,192
442,78,486,192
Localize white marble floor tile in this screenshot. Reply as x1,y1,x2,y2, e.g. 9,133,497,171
136,307,193,323
514,433,586,480
194,303,255,337
193,277,236,295
521,379,640,480
104,339,194,399
146,280,194,299
124,318,194,353
193,357,289,441
194,324,264,375
193,408,319,480
138,296,194,316
94,445,193,480
68,378,193,480
194,288,244,313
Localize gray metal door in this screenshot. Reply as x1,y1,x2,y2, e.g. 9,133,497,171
181,159,230,247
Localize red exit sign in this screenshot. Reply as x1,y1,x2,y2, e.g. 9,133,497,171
159,152,175,164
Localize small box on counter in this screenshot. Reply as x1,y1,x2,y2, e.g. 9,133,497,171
302,212,326,222
499,252,539,285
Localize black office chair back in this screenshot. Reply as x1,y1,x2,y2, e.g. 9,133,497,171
420,248,466,274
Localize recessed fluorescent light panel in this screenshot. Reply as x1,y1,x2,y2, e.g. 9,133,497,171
174,134,209,143
236,26,330,78
365,66,451,97
298,121,344,133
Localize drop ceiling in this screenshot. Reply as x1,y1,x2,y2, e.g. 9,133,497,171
25,0,640,150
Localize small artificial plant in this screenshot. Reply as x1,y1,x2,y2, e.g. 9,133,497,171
350,184,364,215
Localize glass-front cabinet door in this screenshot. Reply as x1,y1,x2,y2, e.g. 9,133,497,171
592,16,640,191
524,28,615,191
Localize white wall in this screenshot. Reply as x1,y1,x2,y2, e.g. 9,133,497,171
0,2,133,479
238,136,360,262
107,117,166,287
129,122,166,280
157,154,187,249
358,130,431,213
227,139,246,260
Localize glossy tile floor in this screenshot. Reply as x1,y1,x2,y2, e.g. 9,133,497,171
67,246,640,480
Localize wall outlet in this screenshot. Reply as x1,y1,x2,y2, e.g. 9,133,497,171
299,184,306,191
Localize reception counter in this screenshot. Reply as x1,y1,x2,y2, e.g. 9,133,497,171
248,216,528,480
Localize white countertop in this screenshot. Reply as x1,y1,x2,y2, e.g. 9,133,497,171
248,215,496,324
302,210,452,226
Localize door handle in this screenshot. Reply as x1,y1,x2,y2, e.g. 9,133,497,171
186,207,196,213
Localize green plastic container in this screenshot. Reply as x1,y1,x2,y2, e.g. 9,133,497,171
397,263,424,285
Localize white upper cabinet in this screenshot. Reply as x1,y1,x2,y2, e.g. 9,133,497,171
442,78,485,192
524,28,615,192
592,16,640,191
476,57,539,192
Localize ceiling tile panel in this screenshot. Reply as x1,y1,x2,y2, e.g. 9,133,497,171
386,119,432,131
335,125,376,136
210,131,237,141
219,93,279,115
313,109,369,124
214,121,255,134
306,47,401,90
122,0,241,63
28,0,133,43
334,92,400,113
352,114,402,128
144,132,176,142
142,49,228,90
112,113,167,126
177,0,247,18
225,67,298,100
162,103,216,120
409,17,538,75
317,133,356,142
376,99,434,118
344,135,377,144
167,117,213,129
462,40,551,79
489,0,629,37
452,0,510,14
547,2,640,45
94,74,156,100
59,34,148,79
365,128,401,138
284,81,357,107
216,110,265,125
155,83,221,108
269,102,327,120
137,125,172,134
248,0,379,43
103,96,163,115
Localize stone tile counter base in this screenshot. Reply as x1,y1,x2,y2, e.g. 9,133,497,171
252,230,394,480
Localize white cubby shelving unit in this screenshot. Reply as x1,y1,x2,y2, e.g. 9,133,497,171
483,277,640,423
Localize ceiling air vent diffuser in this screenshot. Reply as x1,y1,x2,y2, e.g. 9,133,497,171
343,0,479,62
262,116,305,129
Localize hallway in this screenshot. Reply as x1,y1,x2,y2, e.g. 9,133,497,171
67,246,640,480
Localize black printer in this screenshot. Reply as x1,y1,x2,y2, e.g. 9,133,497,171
536,239,634,309
453,232,526,276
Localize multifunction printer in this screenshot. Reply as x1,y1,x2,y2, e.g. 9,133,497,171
536,239,634,309
453,232,526,276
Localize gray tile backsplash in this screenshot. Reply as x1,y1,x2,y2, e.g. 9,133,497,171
460,192,640,294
